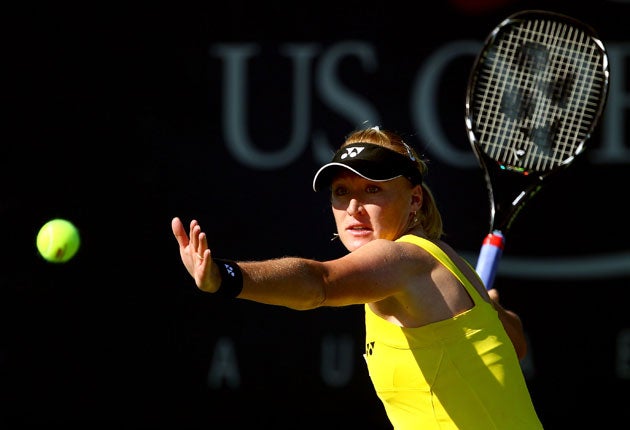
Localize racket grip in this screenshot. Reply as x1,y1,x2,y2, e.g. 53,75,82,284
475,231,505,290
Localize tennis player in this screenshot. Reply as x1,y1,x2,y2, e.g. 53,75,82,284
171,126,543,429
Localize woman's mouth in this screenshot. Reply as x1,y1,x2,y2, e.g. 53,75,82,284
346,225,372,235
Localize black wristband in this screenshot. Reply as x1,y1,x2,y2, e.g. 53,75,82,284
213,259,243,298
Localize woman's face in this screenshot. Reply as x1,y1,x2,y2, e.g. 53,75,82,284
330,171,420,252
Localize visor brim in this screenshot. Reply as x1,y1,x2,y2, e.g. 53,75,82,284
312,161,403,192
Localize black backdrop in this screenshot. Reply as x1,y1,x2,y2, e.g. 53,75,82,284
2,0,629,428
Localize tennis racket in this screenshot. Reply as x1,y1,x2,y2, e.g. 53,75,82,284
465,10,610,289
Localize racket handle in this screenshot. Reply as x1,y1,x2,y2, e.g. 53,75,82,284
475,231,505,290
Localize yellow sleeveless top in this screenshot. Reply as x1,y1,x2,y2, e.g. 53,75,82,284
364,234,543,429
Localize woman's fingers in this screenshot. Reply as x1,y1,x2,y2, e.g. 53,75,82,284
171,217,189,248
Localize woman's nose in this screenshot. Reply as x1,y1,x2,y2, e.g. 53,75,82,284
347,198,364,216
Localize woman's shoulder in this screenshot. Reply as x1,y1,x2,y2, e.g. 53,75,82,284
353,237,435,269
395,234,478,279
396,234,448,258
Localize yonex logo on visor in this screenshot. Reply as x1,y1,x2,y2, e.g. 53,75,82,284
312,142,423,192
340,147,366,159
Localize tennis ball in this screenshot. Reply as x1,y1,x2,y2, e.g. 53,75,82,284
36,218,81,263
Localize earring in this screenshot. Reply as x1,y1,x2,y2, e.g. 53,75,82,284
331,233,339,241
413,211,419,223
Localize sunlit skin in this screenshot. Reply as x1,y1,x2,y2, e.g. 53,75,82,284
171,166,527,358
331,171,423,252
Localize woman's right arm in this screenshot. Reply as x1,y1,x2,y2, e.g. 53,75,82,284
171,217,419,310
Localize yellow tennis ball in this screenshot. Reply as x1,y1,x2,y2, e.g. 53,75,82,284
36,218,81,263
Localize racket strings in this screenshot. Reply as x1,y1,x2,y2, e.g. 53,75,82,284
546,21,602,166
471,16,607,173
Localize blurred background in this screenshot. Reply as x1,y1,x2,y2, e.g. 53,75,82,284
2,0,629,428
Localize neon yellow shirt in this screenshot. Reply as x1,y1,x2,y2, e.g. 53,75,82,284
364,234,543,429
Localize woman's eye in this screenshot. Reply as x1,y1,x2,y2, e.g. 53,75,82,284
333,186,348,196
366,185,380,193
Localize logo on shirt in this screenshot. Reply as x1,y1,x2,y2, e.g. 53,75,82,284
365,341,375,356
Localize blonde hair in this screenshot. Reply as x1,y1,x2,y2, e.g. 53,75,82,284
341,126,444,240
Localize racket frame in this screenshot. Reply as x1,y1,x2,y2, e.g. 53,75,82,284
464,9,610,288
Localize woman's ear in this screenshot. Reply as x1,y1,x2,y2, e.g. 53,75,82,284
411,184,423,211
